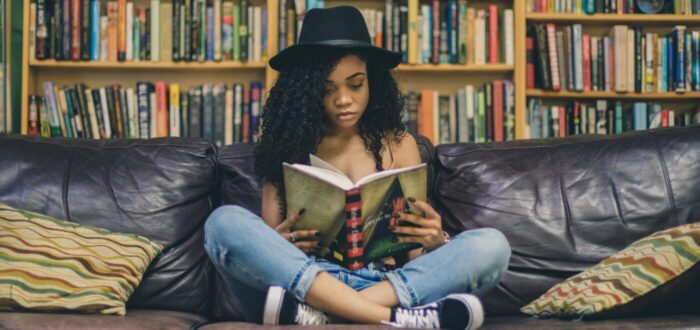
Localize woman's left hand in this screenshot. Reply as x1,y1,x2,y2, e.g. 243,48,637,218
392,198,447,252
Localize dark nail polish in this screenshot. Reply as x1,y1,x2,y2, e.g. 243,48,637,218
408,197,416,203
298,208,306,215
391,237,399,243
315,231,322,237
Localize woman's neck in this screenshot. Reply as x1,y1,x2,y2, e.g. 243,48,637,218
324,126,360,140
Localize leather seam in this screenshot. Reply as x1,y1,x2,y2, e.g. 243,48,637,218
653,136,678,227
436,126,698,157
63,158,71,220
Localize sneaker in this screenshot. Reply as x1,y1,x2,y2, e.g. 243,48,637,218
385,293,484,330
262,286,330,325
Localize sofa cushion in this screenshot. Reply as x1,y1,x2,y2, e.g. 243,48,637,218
0,203,162,315
521,222,700,318
211,134,436,321
433,125,700,315
0,136,217,315
482,315,700,330
0,310,207,330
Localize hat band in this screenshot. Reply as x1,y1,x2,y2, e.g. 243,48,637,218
300,39,373,48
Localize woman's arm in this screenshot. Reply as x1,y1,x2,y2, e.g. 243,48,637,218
392,134,448,260
392,133,422,168
261,181,284,229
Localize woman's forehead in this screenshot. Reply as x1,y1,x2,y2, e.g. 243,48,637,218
327,55,367,81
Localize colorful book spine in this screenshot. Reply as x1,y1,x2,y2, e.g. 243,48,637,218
344,188,364,271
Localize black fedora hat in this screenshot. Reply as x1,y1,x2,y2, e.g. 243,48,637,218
269,6,402,71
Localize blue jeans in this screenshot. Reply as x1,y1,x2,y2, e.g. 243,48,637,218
204,205,511,322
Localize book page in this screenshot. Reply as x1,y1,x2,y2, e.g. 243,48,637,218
284,162,354,190
361,166,428,263
283,164,349,256
309,154,346,176
355,163,427,187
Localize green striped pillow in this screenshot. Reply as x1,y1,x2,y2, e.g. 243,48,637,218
0,203,163,315
521,222,700,318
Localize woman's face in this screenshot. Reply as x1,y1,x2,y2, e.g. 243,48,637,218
322,54,370,133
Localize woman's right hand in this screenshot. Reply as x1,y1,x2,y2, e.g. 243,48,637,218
274,208,321,254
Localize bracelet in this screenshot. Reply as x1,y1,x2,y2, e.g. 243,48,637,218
442,230,451,244
422,231,451,254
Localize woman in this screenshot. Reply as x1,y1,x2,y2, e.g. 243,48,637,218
203,6,510,330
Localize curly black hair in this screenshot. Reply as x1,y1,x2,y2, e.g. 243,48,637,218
255,48,407,217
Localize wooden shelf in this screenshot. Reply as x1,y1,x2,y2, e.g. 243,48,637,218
527,89,700,100
396,63,514,72
29,59,267,70
526,13,700,24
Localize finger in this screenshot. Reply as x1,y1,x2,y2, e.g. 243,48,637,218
291,229,321,241
294,241,320,250
277,208,306,231
392,225,434,237
397,212,424,227
408,199,441,220
301,247,320,255
399,212,441,229
395,236,425,246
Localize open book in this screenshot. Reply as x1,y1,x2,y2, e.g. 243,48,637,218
283,155,427,270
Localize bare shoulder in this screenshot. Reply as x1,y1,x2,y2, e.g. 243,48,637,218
389,132,422,168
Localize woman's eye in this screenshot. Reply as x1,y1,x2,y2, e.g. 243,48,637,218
325,87,335,94
351,84,363,89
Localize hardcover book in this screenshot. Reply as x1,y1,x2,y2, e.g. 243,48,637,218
284,155,427,271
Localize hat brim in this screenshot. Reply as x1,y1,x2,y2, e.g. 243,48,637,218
269,43,402,71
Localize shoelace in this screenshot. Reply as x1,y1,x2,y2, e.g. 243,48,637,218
391,306,441,329
294,303,329,325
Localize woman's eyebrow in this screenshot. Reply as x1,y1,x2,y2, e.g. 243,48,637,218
325,72,366,83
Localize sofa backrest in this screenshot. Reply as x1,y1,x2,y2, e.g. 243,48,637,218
433,125,700,315
0,136,218,315
211,134,436,321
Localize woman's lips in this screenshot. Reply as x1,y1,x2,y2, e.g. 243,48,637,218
337,112,357,121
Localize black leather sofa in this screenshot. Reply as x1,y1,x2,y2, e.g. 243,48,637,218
1,125,699,329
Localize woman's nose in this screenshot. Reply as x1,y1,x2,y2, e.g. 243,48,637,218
334,89,352,107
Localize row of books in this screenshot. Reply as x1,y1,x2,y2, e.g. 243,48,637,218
279,0,514,65
527,24,700,93
525,98,700,139
27,81,265,146
404,80,516,144
32,0,267,63
529,0,700,14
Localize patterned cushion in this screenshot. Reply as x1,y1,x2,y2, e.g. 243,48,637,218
521,222,700,318
0,203,163,315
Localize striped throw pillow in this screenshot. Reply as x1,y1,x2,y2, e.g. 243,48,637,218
0,203,163,315
521,222,700,318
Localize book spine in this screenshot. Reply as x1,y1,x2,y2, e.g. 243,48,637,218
239,0,248,61
81,0,91,60
214,84,226,146
137,82,150,138
60,1,70,61
170,84,181,137
71,0,81,60
154,1,162,61
90,0,100,60
488,5,498,64
91,89,106,138
156,82,169,137
190,86,202,138
344,188,364,271
99,87,112,137
125,2,133,61
117,0,126,61
173,0,181,61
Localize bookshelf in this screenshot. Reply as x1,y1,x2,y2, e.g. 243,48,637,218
17,0,699,141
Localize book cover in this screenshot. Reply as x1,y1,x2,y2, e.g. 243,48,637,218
284,156,427,270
